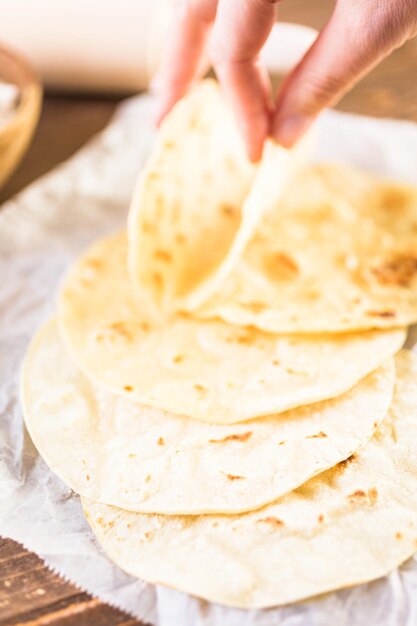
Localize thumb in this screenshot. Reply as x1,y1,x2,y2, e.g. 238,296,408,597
272,0,417,147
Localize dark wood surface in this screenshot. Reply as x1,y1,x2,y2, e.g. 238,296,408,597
0,538,143,626
1,1,417,624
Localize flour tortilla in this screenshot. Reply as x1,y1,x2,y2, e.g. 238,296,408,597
128,81,311,313
197,157,417,332
83,351,417,609
21,320,394,514
127,79,256,311
57,232,405,424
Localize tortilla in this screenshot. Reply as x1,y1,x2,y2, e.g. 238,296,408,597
196,157,417,332
57,232,405,424
82,350,417,609
127,79,256,311
128,81,313,312
21,320,393,514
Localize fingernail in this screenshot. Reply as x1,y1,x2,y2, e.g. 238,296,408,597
247,139,264,163
273,114,313,148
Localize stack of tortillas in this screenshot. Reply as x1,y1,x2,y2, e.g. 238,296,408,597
21,80,417,610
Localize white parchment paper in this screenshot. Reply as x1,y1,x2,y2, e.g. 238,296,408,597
1,94,417,626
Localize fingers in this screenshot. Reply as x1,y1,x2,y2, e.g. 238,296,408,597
154,0,278,161
153,0,217,126
273,0,417,147
210,0,278,161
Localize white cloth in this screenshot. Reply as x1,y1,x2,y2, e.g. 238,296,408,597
1,91,417,625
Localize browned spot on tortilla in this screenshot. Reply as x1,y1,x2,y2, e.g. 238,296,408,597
173,354,184,364
240,301,267,313
154,249,172,262
140,321,150,332
145,474,152,483
142,221,154,234
371,252,417,288
157,437,165,446
96,322,134,344
86,474,90,481
226,327,259,345
96,517,104,527
177,311,192,320
225,473,245,481
278,440,286,446
153,271,164,289
305,287,321,300
263,251,299,282
306,431,328,439
107,322,133,341
366,310,396,318
85,258,103,270
193,383,207,395
128,453,136,458
286,367,308,376
153,194,165,223
212,522,219,528
318,514,324,523
396,532,403,540
236,331,257,345
171,201,181,223
272,359,280,366
209,431,252,444
348,489,367,501
144,531,153,539
175,232,186,244
124,385,134,392
379,187,409,212
164,141,175,150
257,517,284,529
221,204,238,218
368,487,378,505
338,454,356,470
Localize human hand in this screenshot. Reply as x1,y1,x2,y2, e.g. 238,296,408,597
153,0,417,161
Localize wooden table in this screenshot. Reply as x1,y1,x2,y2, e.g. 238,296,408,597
1,1,417,624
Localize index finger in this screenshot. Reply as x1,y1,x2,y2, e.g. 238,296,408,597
210,0,279,160
153,0,217,125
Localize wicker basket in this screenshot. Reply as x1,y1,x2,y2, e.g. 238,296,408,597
0,43,42,191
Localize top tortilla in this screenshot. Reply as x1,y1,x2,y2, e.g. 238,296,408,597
128,79,256,311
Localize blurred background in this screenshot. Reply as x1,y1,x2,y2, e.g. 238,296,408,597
0,0,416,203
